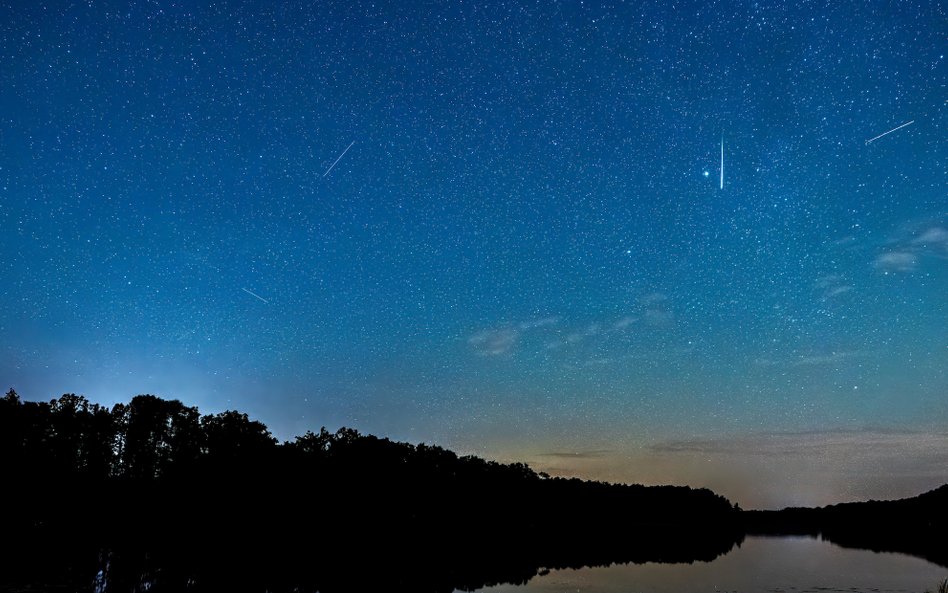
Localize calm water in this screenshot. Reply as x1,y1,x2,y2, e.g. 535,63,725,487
471,536,946,593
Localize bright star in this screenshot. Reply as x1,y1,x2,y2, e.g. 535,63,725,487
703,171,710,177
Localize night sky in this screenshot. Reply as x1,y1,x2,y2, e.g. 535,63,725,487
1,1,945,509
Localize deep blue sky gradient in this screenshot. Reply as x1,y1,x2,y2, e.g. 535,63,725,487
1,0,945,507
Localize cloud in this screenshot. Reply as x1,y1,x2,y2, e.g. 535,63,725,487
640,292,668,305
814,275,853,299
872,220,948,273
824,285,853,297
814,274,843,289
644,308,674,327
581,357,615,367
637,292,674,327
794,350,866,366
468,328,519,356
911,226,948,249
518,317,560,330
554,429,948,509
754,350,867,368
471,297,673,359
873,251,917,273
547,324,600,350
537,450,613,459
650,429,948,462
469,317,559,356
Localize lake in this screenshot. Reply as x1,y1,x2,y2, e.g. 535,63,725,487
471,536,947,593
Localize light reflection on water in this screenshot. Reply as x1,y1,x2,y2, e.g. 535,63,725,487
472,536,946,593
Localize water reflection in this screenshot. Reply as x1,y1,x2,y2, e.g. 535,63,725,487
474,536,947,593
3,533,944,592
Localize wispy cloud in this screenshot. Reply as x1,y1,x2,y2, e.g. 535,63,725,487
833,235,859,249
873,251,917,273
640,292,674,327
468,317,559,356
911,226,948,250
543,322,605,350
754,350,867,368
518,317,560,330
825,285,853,297
814,274,853,299
581,357,616,367
794,351,866,366
537,450,613,459
471,293,675,359
560,347,692,372
814,274,843,289
641,292,668,305
644,308,674,326
515,429,948,509
651,429,948,460
873,220,948,273
468,328,519,356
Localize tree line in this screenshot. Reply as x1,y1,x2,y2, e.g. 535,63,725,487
3,389,943,591
0,389,743,592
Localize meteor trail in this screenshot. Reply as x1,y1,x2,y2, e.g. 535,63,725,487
241,287,269,304
865,120,914,145
720,135,724,190
322,140,356,177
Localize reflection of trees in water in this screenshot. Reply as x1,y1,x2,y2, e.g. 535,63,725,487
0,390,943,591
5,529,745,592
743,484,948,570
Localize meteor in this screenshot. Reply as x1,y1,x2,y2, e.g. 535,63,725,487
865,120,914,145
720,135,724,190
323,140,356,177
241,287,269,304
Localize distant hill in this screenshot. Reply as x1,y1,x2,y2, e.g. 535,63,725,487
744,484,948,567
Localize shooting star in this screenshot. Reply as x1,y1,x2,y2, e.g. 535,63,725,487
241,287,269,304
865,120,914,145
322,140,356,177
720,135,724,190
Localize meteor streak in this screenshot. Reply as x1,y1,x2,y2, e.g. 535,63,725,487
323,140,356,177
720,135,724,190
241,287,269,304
865,120,914,145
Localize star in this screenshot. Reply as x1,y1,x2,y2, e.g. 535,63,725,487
1,0,941,514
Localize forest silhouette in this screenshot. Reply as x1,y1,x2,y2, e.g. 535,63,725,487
0,390,944,592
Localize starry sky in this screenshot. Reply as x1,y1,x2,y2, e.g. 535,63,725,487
1,0,945,509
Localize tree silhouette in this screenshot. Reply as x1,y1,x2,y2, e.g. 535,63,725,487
113,395,202,480
201,409,275,460
0,390,943,593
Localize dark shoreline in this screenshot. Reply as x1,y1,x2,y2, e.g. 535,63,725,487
2,391,944,592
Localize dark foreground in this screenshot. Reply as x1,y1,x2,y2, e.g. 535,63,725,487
1,391,944,592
